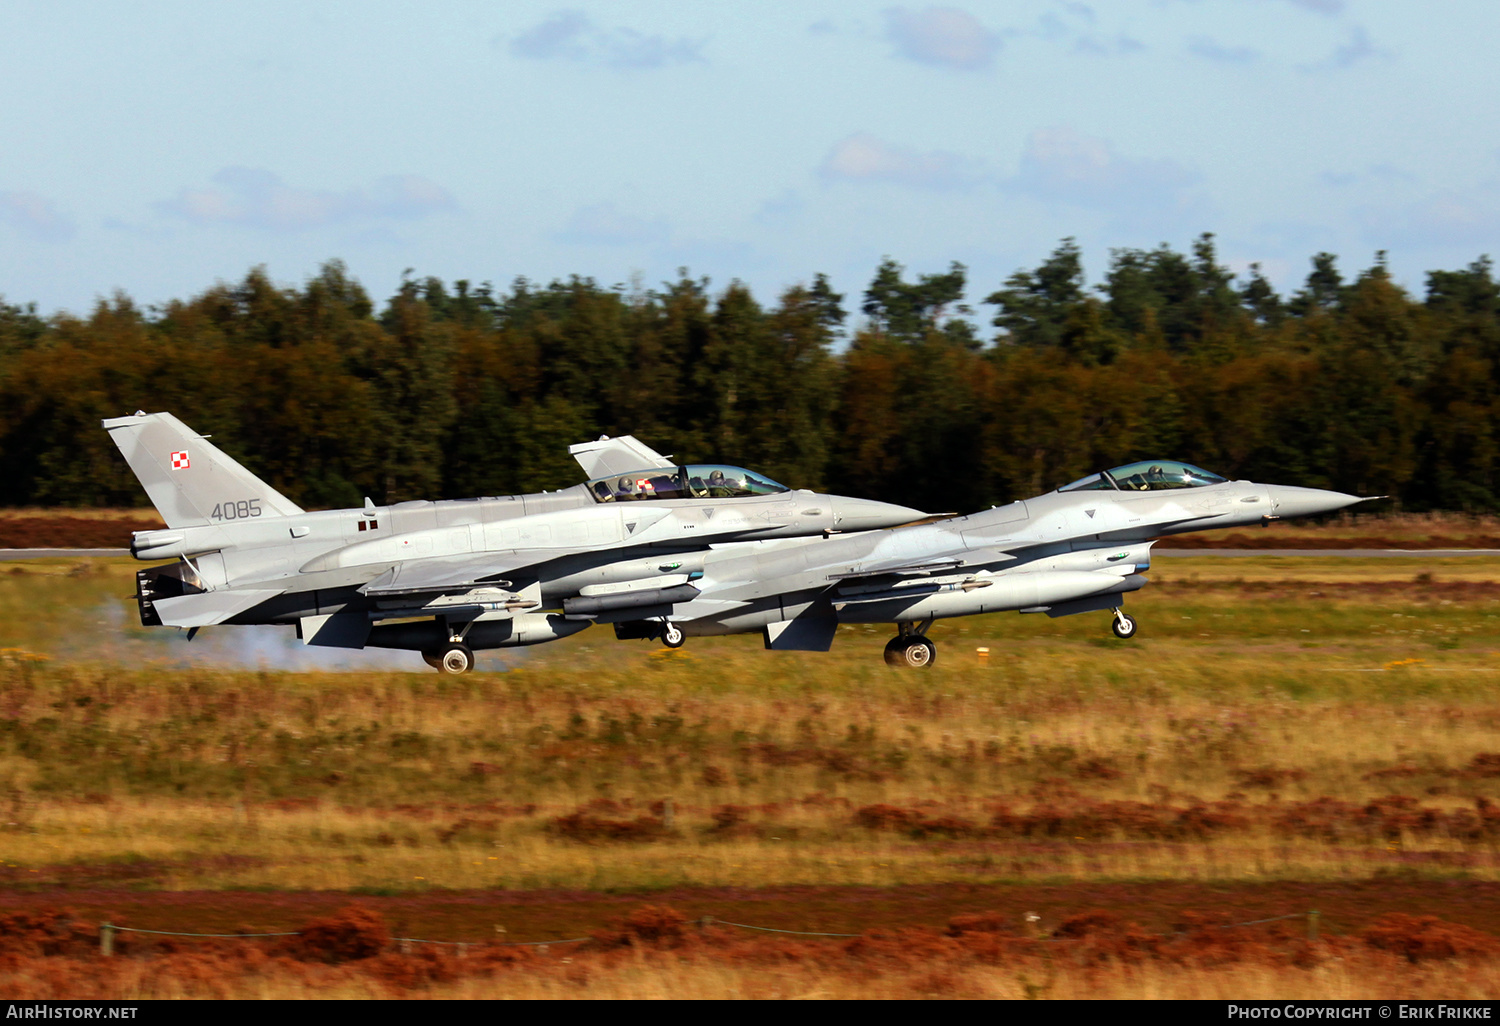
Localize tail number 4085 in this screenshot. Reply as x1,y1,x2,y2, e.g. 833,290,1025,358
211,499,263,520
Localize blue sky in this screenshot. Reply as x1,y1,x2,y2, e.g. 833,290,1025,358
2,1,1497,320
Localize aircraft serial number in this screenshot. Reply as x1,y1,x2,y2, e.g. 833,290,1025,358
211,499,262,520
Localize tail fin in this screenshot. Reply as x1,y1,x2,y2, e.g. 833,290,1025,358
103,412,303,528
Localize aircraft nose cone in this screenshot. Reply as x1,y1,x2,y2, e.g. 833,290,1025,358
1266,485,1365,520
828,496,927,531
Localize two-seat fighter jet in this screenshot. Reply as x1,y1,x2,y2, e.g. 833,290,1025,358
619,461,1372,667
105,412,923,672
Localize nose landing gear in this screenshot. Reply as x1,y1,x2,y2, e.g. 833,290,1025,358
1110,608,1138,639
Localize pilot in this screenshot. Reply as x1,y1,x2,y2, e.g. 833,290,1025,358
707,469,734,498
616,477,639,501
1145,465,1166,489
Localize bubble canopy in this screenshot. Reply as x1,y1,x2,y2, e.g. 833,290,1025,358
587,465,790,503
1058,461,1228,493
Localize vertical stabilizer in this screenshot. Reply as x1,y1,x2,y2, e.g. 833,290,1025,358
102,412,303,528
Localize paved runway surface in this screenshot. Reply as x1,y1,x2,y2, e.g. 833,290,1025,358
1,548,129,559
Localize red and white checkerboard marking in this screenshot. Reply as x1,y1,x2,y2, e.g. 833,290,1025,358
170,451,190,470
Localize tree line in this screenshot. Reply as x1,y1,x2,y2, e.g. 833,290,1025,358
1,234,1497,514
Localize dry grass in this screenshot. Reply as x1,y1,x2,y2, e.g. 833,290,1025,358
1,558,1500,890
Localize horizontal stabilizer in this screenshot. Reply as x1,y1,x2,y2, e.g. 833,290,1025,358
568,435,675,479
150,588,283,628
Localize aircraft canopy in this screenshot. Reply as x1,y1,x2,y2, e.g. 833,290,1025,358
587,465,790,503
1059,461,1227,493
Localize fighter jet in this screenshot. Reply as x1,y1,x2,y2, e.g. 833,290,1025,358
628,460,1374,667
104,411,924,672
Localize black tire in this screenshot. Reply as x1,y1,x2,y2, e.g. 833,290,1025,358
886,636,935,669
1111,614,1138,640
438,643,475,674
661,622,685,648
421,651,442,670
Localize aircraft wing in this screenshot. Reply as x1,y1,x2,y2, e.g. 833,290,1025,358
826,547,1019,582
568,435,675,478
356,549,583,596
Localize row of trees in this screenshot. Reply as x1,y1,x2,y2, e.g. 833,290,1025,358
2,234,1498,514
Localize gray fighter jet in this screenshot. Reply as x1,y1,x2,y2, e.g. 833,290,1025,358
105,412,924,672
630,460,1374,666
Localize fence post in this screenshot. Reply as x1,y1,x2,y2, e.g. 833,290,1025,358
1307,910,1320,942
100,922,114,957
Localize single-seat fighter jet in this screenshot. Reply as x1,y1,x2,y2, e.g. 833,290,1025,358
621,460,1375,667
105,412,923,672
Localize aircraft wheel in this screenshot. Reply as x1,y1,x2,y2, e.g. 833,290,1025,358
1111,613,1138,640
438,643,475,674
661,622,685,649
421,651,442,670
885,636,935,669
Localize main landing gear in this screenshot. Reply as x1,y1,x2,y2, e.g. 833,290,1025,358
1110,608,1138,639
884,620,936,669
423,641,475,674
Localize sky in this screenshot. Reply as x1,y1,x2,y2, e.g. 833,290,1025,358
2,0,1498,321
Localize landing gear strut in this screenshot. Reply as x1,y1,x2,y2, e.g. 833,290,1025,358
1110,608,1138,639
884,620,936,668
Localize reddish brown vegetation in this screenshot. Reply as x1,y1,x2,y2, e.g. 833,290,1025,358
849,793,1500,844
0,517,162,548
589,905,692,949
549,801,671,843
1363,914,1500,963
6,900,1500,997
288,906,391,962
944,911,1019,937
0,910,97,957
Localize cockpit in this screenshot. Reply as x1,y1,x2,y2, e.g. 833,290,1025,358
587,465,791,503
1057,461,1228,493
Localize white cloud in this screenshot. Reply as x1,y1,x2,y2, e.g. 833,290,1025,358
508,10,705,70
1187,36,1260,63
155,168,453,232
1009,127,1200,213
754,188,804,225
1299,24,1388,71
1285,0,1344,14
819,133,986,190
1368,189,1500,250
557,202,670,246
884,7,1001,70
0,191,75,242
1035,5,1142,57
